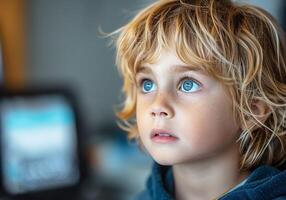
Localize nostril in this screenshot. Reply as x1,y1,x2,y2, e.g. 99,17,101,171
151,110,168,117
160,111,168,117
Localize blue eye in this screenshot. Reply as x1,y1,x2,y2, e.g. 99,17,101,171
179,79,200,93
142,79,156,93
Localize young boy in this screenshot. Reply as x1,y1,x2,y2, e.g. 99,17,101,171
113,0,286,199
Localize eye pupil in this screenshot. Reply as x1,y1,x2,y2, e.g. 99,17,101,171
182,80,193,91
143,80,153,91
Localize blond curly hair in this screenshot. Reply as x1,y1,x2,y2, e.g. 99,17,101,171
113,0,286,170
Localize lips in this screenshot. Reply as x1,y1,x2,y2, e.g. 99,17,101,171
150,129,178,143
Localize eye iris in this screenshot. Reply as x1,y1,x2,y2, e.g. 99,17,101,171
182,80,193,91
143,80,153,91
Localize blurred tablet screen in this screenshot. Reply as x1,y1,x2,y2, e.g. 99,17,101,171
0,94,80,194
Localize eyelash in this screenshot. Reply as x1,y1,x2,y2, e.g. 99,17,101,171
177,76,201,89
136,76,202,93
136,78,149,88
137,78,154,93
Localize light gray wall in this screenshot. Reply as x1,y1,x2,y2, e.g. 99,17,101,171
26,0,153,138
239,0,284,22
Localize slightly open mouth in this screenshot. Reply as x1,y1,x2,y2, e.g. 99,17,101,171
152,132,175,137
151,130,178,143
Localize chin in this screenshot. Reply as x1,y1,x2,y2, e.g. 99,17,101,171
151,151,205,166
151,153,182,166
154,158,174,166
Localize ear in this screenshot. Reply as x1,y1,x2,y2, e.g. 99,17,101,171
251,99,270,120
245,99,270,129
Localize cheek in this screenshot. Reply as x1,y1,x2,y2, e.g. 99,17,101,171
178,100,239,147
136,98,150,131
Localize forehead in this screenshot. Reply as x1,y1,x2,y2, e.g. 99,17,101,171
136,50,203,74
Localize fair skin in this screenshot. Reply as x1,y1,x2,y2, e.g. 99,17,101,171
135,49,249,200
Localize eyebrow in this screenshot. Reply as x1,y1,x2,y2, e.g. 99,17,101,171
136,65,202,74
172,65,202,73
136,66,152,74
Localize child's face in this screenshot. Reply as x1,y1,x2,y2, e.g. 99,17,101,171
135,50,241,165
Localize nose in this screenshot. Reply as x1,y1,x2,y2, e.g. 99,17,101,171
150,93,174,118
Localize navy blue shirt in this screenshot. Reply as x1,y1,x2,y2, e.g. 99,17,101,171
136,162,286,200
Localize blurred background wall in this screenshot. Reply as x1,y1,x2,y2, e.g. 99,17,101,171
0,0,285,200
26,0,155,139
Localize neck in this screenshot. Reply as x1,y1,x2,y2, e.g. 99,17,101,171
173,143,249,200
